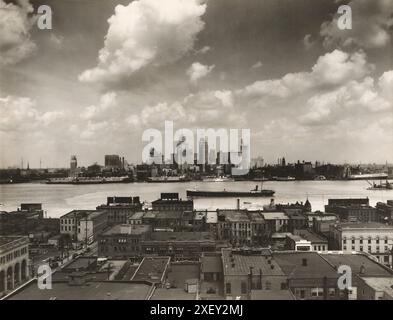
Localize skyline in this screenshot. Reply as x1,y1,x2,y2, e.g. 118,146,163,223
0,0,393,168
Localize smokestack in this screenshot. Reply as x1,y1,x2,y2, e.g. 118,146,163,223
237,198,240,210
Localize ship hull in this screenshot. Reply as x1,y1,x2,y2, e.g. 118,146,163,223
186,190,275,197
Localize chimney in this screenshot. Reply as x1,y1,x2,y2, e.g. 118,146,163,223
236,199,240,210
360,264,365,274
302,258,307,266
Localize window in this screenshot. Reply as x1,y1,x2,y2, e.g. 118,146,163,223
265,281,271,290
281,282,288,290
311,288,324,297
241,281,247,294
351,239,355,244
328,288,336,297
359,239,363,244
226,283,231,294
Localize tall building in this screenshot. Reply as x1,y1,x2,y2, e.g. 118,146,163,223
70,155,77,176
104,155,122,169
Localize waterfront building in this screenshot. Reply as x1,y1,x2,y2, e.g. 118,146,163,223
152,193,193,212
376,200,393,224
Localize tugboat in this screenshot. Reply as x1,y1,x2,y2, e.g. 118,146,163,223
187,184,275,198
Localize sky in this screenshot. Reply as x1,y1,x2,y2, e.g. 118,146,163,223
0,0,392,168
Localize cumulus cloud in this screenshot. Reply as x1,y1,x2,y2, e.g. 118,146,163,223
320,0,393,49
80,92,117,120
126,89,245,129
250,61,263,69
303,34,315,50
238,50,372,100
0,96,64,131
0,0,36,66
186,62,215,84
79,0,206,83
195,45,211,54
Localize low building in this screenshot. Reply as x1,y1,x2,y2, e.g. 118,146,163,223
294,229,328,252
60,210,108,243
285,234,312,251
152,193,193,212
321,252,393,300
273,251,340,300
98,224,151,258
222,248,287,300
141,232,217,261
96,196,142,225
261,211,289,235
329,222,393,267
357,277,393,300
0,236,29,297
376,201,393,224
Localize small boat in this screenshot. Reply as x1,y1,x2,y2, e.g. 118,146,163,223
314,175,327,180
366,180,393,190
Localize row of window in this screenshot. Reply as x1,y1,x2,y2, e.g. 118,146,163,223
344,239,390,244
343,245,391,252
0,246,28,265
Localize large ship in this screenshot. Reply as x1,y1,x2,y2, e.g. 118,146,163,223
45,176,131,184
147,175,190,183
347,172,388,180
202,176,234,182
187,184,275,198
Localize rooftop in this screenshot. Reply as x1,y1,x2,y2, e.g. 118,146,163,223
250,289,295,300
151,288,196,300
261,212,288,220
201,254,223,274
335,222,393,230
273,251,337,279
102,224,150,236
360,277,393,297
8,281,151,300
294,229,328,243
60,210,99,219
149,232,213,242
131,256,170,283
321,253,393,280
0,236,29,253
222,249,285,276
129,211,145,220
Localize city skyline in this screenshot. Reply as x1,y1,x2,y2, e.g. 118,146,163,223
1,0,393,167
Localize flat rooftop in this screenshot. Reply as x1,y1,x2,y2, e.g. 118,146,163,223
201,254,223,274
131,256,170,283
60,210,98,219
250,289,295,300
151,288,196,300
222,249,285,277
8,281,151,300
361,277,393,297
336,222,393,230
0,236,29,253
261,212,288,220
102,224,150,235
149,232,213,242
294,229,328,243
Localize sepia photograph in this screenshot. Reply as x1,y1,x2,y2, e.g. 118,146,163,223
0,0,393,310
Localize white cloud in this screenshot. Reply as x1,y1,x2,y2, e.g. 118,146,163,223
195,46,211,54
303,34,315,50
320,0,393,49
238,50,372,100
0,96,64,131
186,62,215,84
251,61,263,69
0,0,36,66
81,92,117,120
79,0,206,83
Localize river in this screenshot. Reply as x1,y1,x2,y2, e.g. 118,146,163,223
0,180,392,218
